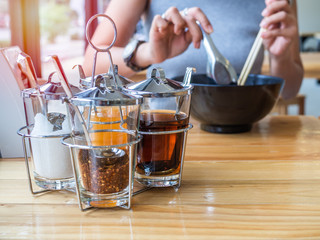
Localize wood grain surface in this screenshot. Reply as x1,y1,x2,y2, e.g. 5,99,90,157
1,116,320,239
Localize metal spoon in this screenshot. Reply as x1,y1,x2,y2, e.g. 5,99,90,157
48,55,93,145
17,52,46,115
198,23,237,85
176,67,196,116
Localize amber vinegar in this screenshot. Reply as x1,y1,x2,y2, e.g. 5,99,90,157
136,110,189,176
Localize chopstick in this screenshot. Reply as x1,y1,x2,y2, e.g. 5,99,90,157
238,28,264,86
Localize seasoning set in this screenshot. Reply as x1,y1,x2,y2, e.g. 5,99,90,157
17,14,194,211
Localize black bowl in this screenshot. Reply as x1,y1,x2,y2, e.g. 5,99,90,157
174,74,284,133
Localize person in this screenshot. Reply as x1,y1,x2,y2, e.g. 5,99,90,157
83,0,304,99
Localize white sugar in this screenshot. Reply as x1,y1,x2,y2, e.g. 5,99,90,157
31,112,73,179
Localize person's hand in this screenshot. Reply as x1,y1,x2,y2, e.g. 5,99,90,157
260,0,298,57
144,7,213,64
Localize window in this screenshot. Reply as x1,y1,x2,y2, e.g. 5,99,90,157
0,0,11,48
4,0,112,85
39,0,86,85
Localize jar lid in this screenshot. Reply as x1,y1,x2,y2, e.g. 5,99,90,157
21,74,80,100
71,74,142,107
79,65,133,90
124,67,192,98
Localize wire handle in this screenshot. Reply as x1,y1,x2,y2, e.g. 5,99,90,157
85,14,118,88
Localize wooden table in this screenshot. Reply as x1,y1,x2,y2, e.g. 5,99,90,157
1,116,320,239
299,52,320,79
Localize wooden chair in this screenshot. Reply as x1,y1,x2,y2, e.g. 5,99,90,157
273,94,305,115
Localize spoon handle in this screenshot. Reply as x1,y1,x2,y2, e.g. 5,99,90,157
197,22,219,63
17,52,39,89
48,55,93,146
17,52,47,115
49,55,73,98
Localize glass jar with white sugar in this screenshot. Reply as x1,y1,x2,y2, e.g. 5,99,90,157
18,78,80,193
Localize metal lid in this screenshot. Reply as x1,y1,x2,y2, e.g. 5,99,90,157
21,74,80,100
79,65,133,90
71,75,142,107
124,67,192,98
113,65,133,88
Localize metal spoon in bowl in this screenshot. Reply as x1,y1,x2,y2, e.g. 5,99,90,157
198,22,237,85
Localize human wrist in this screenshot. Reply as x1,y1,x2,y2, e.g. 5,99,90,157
131,42,153,69
123,40,151,72
269,49,293,69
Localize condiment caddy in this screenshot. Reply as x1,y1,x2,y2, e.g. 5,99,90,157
17,13,195,211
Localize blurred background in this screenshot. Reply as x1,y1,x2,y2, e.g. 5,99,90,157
0,0,320,115
0,0,111,84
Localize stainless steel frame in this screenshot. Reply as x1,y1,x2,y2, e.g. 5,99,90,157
61,130,142,211
138,123,193,190
17,125,71,195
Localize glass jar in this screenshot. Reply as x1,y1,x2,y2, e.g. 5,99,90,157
62,74,142,210
124,67,194,189
18,76,80,192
